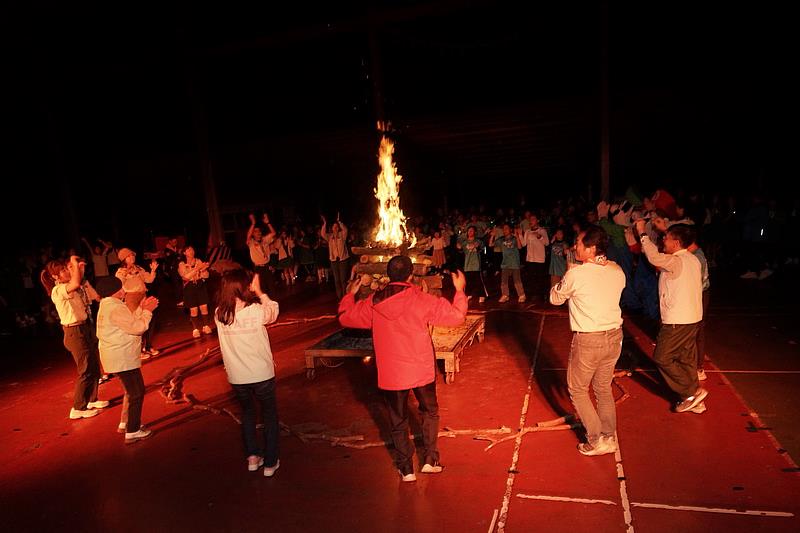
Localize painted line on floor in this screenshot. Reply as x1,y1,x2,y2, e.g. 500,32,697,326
487,509,499,533
630,502,794,517
539,368,800,375
614,433,634,532
495,313,545,533
516,493,617,506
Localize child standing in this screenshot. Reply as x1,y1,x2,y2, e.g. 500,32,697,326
95,276,158,443
214,270,281,476
549,228,568,288
430,231,447,271
489,224,526,303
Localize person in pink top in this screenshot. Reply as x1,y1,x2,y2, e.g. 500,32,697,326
338,256,467,482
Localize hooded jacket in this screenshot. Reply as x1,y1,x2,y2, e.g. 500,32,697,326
338,282,468,390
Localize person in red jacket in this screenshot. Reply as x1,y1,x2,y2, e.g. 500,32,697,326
338,255,467,482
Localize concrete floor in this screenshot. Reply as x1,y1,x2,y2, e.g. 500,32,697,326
1,268,798,532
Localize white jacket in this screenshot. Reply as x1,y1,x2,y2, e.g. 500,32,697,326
96,297,152,373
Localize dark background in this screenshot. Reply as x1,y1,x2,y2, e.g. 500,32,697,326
3,1,794,253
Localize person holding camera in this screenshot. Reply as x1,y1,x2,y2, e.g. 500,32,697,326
550,226,626,456
338,256,468,481
41,256,109,419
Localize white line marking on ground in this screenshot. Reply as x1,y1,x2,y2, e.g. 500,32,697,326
516,494,617,505
487,509,499,533
495,314,545,533
630,502,794,517
614,432,635,532
539,368,800,374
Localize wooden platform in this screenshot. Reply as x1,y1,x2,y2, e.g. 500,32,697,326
304,314,486,383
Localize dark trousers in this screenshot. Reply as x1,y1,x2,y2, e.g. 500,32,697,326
465,270,487,298
330,259,350,299
524,261,548,298
254,265,277,297
232,378,279,466
383,381,440,472
63,323,100,410
117,368,145,432
653,322,701,399
696,290,711,367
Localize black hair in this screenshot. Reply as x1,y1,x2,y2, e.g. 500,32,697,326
387,255,413,282
667,224,696,248
580,225,609,256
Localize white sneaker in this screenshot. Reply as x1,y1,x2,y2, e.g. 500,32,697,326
263,460,280,477
398,469,417,482
192,329,201,338
689,401,707,414
69,408,100,420
740,271,758,279
577,440,614,456
421,462,443,474
518,295,526,303
478,296,485,303
87,400,109,409
498,295,509,303
201,325,212,335
697,369,707,381
600,435,617,453
125,428,153,444
758,268,773,280
248,455,264,472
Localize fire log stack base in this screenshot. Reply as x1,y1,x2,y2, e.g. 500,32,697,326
351,238,443,296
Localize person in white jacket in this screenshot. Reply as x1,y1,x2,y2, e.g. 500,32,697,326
95,276,159,444
215,270,281,476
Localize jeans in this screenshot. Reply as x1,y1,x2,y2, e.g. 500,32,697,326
330,259,350,300
117,369,145,432
232,378,279,466
383,381,439,473
63,323,100,410
567,328,623,445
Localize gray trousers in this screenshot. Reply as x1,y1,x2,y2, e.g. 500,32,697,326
500,268,525,298
567,328,623,445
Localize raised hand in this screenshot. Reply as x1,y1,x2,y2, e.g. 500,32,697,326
451,270,466,292
248,213,256,225
142,296,159,312
634,219,646,234
250,273,263,296
150,260,159,271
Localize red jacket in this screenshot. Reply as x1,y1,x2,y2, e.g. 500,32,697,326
338,283,467,390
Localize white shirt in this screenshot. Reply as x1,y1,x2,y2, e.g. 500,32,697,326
524,227,550,263
51,283,88,325
215,295,280,385
550,261,626,332
322,222,349,261
96,297,153,373
248,235,274,266
640,237,703,324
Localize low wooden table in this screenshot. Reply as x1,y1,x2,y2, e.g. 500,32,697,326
304,314,486,383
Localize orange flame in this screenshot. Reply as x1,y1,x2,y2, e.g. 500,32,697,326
374,136,415,247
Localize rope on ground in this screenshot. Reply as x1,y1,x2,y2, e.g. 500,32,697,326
267,315,337,329
157,347,221,403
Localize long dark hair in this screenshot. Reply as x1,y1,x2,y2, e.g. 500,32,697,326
216,269,260,326
40,259,67,296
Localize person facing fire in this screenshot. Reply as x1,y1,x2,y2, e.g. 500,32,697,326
337,255,467,482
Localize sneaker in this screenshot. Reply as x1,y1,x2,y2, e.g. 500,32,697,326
675,388,709,413
478,296,485,303
758,268,773,280
176,301,184,307
118,423,145,434
740,271,758,279
192,329,201,338
202,325,212,335
689,401,707,414
600,435,617,453
248,455,264,472
87,400,109,409
263,460,280,477
398,469,417,482
140,351,151,360
98,374,111,385
69,408,100,420
421,461,443,474
518,295,526,303
147,347,160,356
125,428,153,444
577,440,614,456
498,295,509,303
697,368,707,381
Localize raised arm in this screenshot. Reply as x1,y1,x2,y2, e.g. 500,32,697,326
246,213,257,242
